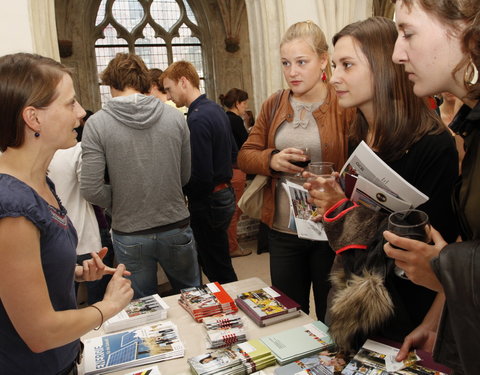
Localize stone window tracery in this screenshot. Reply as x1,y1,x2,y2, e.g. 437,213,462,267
94,0,204,104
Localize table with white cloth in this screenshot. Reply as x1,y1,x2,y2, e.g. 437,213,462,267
79,277,314,375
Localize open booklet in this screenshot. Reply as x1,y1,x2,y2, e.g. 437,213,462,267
340,141,429,213
341,339,448,374
283,179,328,241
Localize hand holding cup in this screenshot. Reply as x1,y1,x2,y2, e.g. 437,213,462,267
387,209,431,279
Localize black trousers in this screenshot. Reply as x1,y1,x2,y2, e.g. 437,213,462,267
268,228,335,321
189,187,238,284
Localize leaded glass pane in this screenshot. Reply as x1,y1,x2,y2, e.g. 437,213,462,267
172,44,203,73
183,0,197,24
111,0,144,32
136,45,169,69
96,0,108,26
151,0,180,31
99,86,112,107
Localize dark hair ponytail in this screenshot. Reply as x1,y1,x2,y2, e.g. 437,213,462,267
219,88,248,109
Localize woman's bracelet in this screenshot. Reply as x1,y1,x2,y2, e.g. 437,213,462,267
89,304,104,331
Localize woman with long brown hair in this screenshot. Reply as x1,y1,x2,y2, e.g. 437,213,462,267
305,16,458,352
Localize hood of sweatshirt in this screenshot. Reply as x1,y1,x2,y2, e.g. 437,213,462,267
103,94,164,130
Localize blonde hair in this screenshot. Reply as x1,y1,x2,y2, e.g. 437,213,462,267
280,20,332,79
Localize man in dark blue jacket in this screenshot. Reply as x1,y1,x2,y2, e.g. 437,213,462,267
162,61,238,284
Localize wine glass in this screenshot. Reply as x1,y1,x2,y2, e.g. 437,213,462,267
387,209,431,279
290,146,311,177
307,162,335,191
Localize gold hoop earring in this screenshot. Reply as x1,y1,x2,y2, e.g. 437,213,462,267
464,59,479,86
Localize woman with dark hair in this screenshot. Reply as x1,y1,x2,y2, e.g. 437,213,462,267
219,88,252,257
220,88,250,151
304,17,458,352
383,1,480,372
0,53,133,373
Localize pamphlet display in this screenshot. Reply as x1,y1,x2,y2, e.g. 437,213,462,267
178,282,238,322
235,286,301,327
83,321,184,375
103,294,169,333
260,321,333,365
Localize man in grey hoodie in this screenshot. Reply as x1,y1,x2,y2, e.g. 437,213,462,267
81,53,200,298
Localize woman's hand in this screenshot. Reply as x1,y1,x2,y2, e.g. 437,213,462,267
303,172,345,217
383,227,447,291
102,264,134,313
395,323,437,361
270,147,308,174
75,248,131,282
394,293,444,361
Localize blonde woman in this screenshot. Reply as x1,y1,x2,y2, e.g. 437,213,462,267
238,21,354,320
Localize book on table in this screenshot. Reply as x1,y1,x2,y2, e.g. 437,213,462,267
232,339,277,374
178,282,238,322
206,326,247,349
202,313,243,330
188,347,245,375
188,340,276,375
103,294,169,333
235,286,301,327
274,347,350,375
201,313,247,349
260,321,334,365
341,339,449,374
82,321,184,375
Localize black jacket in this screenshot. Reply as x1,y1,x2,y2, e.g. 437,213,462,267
432,241,480,375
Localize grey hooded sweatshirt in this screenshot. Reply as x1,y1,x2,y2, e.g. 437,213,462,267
80,94,191,233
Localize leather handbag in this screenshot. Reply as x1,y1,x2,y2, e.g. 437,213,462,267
237,174,268,219
237,89,284,219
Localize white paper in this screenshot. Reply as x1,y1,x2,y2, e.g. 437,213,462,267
283,180,328,241
351,175,414,213
341,141,428,209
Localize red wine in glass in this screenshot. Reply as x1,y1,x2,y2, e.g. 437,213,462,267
291,159,311,168
388,209,430,279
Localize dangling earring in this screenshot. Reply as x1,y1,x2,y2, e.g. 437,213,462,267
34,132,40,137
464,58,479,86
321,70,327,82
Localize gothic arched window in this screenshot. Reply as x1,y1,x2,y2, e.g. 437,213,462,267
94,0,204,104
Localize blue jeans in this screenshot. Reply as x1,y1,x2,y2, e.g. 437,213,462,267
112,225,201,298
189,187,238,284
268,228,335,321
